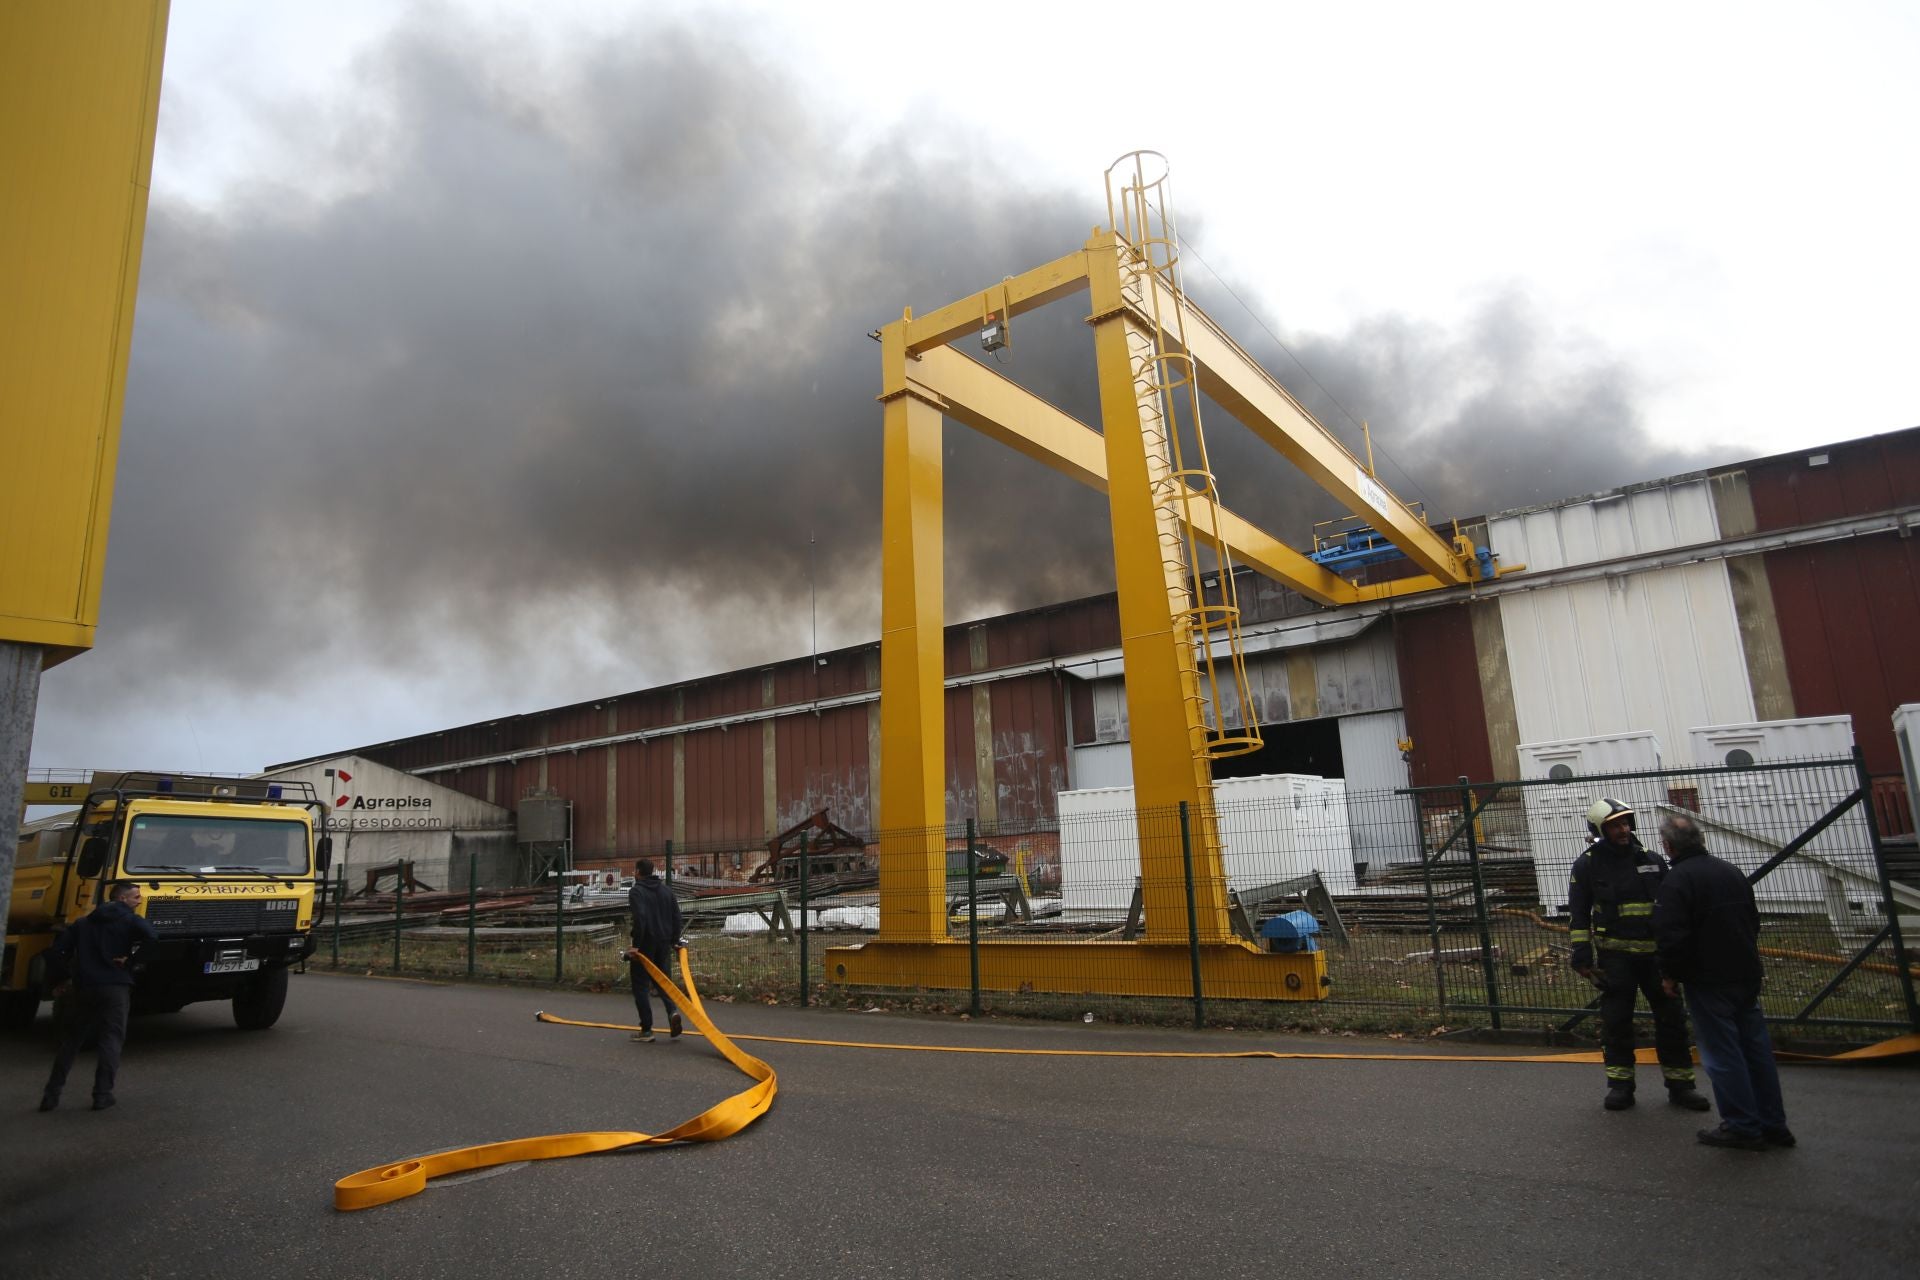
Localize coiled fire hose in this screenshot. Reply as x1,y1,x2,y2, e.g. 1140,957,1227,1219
333,948,772,1211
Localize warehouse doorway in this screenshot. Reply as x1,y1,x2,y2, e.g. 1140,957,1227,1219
1211,718,1344,781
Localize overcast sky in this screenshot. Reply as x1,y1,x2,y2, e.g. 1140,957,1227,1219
26,0,1919,779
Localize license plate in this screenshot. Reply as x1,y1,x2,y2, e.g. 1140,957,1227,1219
204,958,261,975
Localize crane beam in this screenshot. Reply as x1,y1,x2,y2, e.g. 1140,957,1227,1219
1135,270,1474,585
913,347,1359,606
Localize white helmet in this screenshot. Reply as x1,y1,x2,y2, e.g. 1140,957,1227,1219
1585,797,1636,837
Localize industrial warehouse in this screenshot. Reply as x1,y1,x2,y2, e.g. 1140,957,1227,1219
275,424,1920,869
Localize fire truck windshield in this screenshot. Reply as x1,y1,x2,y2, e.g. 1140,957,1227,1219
123,815,310,875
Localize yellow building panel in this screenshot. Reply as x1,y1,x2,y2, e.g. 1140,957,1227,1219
0,1,170,665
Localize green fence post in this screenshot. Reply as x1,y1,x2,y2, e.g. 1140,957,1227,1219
1460,777,1503,1031
554,870,565,984
467,845,478,980
1179,801,1205,1031
1855,746,1920,1031
331,866,343,968
966,819,982,1017
1410,791,1448,1017
392,870,404,973
798,830,810,1008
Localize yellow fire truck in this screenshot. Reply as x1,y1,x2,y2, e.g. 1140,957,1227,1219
4,773,332,1030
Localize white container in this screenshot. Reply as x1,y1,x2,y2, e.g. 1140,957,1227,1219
1687,716,1856,770
1894,705,1920,814
1055,773,1355,922
1516,731,1665,913
1681,717,1869,925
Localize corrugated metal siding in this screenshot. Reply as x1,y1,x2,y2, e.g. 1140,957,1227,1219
1089,679,1129,744
616,690,681,734
1240,574,1328,626
544,703,603,748
1211,655,1289,735
615,738,676,853
944,685,978,825
773,704,872,833
1747,429,1920,531
1765,533,1920,774
1488,478,1720,569
1496,561,1756,764
678,671,759,722
772,648,874,704
1313,625,1401,716
1394,606,1495,787
1089,626,1400,742
681,725,762,846
541,745,608,854
989,673,1069,827
1069,680,1096,745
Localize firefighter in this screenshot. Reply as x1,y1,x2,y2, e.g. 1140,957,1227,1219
1568,798,1710,1112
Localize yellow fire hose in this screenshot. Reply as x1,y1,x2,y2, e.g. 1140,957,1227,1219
333,948,772,1212
333,951,1919,1211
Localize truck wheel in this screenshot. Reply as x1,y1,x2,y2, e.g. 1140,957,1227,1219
232,966,289,1030
0,989,39,1031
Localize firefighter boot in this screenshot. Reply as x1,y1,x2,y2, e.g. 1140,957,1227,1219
1604,1084,1636,1111
1667,1084,1711,1112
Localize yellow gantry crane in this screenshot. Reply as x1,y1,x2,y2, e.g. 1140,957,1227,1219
829,153,1487,1000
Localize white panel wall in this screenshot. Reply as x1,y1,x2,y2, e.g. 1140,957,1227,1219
1489,478,1720,570
1497,562,1757,769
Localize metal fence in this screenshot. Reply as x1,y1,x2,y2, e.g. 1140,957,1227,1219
308,751,1919,1042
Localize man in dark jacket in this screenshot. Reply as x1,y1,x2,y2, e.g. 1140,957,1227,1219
625,858,685,1043
1653,814,1794,1151
40,880,159,1111
1568,798,1709,1112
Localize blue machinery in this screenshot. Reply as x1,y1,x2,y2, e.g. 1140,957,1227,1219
1309,522,1500,581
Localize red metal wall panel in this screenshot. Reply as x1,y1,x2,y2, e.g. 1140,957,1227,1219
1748,428,1920,532
944,685,978,826
541,746,610,855
773,705,871,833
1765,532,1920,775
987,672,1070,827
1068,680,1095,746
944,627,975,678
616,690,680,735
1393,606,1495,787
680,671,761,722
771,647,873,704
614,738,676,855
680,724,763,848
511,760,544,810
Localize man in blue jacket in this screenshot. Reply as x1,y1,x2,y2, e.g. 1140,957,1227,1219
625,859,685,1043
40,880,159,1112
1653,814,1795,1151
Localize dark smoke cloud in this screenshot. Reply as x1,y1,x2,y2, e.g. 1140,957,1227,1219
32,10,1720,769
1187,288,1722,540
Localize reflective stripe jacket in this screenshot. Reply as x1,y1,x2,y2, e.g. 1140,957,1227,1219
1568,838,1669,965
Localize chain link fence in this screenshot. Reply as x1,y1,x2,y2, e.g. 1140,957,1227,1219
308,752,1919,1042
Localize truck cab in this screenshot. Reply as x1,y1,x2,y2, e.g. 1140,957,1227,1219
4,773,332,1030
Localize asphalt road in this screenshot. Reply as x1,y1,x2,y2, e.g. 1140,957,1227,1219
1,972,1914,1279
